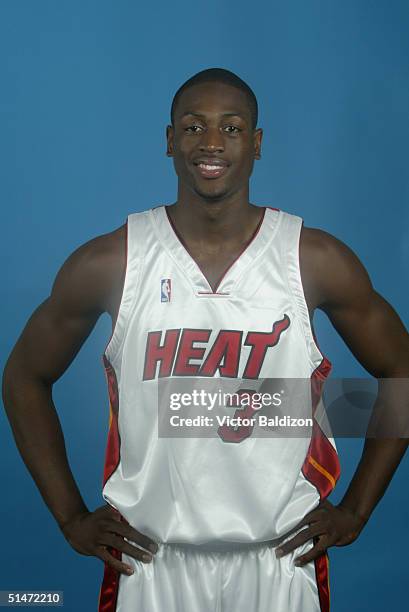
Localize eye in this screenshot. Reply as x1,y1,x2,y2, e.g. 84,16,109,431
223,125,242,134
185,125,204,133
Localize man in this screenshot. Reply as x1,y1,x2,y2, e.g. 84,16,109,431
2,68,409,611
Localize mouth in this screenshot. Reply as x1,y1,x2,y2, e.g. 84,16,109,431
193,158,229,179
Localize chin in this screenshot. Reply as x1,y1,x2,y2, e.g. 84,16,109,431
194,185,230,202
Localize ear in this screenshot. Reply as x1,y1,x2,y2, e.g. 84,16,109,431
253,128,263,160
166,125,174,157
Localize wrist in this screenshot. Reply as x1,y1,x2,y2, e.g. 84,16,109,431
58,506,90,534
337,501,369,528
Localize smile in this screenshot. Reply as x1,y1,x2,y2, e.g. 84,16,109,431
194,163,229,179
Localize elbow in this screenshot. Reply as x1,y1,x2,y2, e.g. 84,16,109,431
2,354,51,418
2,357,16,410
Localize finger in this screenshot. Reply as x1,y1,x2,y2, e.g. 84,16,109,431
97,547,135,576
275,525,323,558
101,533,153,563
286,503,330,534
109,521,159,554
294,539,329,567
300,502,331,524
99,505,159,553
287,508,322,535
102,504,122,520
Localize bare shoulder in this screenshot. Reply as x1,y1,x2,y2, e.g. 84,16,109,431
299,226,355,270
51,223,126,319
299,225,373,314
3,224,127,381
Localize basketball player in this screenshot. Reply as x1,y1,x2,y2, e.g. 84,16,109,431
3,68,409,611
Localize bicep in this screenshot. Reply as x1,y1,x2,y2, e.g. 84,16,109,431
9,295,100,384
310,230,409,377
5,238,111,385
323,289,409,377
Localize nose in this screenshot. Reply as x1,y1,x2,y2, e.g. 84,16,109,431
199,127,225,153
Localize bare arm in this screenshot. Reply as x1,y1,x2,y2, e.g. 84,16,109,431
3,233,116,524
277,227,409,564
2,226,158,573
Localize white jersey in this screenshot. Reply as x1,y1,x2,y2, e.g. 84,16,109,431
101,205,340,546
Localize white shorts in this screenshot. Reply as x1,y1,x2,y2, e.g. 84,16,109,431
98,539,330,612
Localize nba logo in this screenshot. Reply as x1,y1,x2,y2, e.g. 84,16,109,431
161,278,171,303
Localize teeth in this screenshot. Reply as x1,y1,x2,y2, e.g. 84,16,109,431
198,164,224,171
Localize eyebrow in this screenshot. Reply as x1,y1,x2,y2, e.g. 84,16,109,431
180,111,246,120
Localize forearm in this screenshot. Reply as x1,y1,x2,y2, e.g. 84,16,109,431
339,437,408,523
2,366,89,529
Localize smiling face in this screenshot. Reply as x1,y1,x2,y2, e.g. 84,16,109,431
167,81,262,203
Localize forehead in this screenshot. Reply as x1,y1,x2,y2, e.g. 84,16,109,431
174,81,252,120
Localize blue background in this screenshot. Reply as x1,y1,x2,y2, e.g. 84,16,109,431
1,1,408,610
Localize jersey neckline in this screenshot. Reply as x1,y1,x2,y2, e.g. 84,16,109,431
150,205,280,296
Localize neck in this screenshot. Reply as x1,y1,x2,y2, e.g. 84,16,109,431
169,185,261,246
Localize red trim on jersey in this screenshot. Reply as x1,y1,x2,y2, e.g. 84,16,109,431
303,421,340,499
102,355,121,485
98,510,129,611
302,356,340,499
165,206,267,293
98,545,121,612
314,550,330,612
301,356,340,612
99,359,124,611
213,207,266,292
197,291,230,296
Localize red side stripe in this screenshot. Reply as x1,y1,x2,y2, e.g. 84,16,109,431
302,355,340,612
102,356,121,486
302,356,340,499
98,356,122,611
314,550,330,612
98,546,121,612
302,422,340,500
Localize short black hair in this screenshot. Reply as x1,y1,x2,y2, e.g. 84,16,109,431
170,68,258,129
